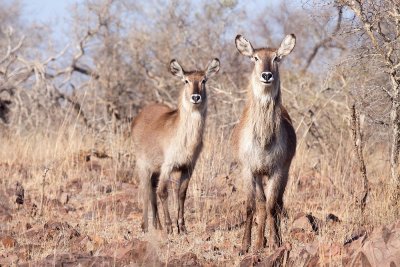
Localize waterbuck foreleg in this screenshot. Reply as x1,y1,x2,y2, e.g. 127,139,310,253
266,172,288,249
255,175,267,252
240,169,256,255
177,167,192,234
157,164,174,234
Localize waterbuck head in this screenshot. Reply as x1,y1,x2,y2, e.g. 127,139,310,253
170,58,220,110
235,34,296,100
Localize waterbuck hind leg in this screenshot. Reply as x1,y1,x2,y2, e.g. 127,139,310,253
176,168,192,234
157,165,173,234
150,173,162,230
140,168,151,233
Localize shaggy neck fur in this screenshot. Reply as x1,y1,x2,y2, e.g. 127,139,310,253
248,78,282,147
176,93,207,148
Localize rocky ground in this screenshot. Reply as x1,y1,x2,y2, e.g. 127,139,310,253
0,153,399,266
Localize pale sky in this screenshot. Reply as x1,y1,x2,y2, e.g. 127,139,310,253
22,0,81,23
19,0,304,46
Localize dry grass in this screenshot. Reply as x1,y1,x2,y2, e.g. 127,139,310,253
0,0,399,265
0,100,396,266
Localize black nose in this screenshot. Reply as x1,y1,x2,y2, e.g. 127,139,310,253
262,72,273,81
191,94,201,102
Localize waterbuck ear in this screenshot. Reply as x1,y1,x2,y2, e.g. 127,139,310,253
277,34,296,59
235,35,255,57
170,59,185,78
205,58,220,78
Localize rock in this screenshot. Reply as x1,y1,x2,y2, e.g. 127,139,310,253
22,253,114,267
289,228,315,243
319,242,342,258
291,213,320,233
168,252,201,267
240,254,261,267
326,213,340,223
1,235,16,248
286,241,319,266
239,243,291,267
344,228,367,246
91,235,105,249
347,221,400,266
260,243,291,267
305,214,321,232
39,221,81,242
0,254,19,266
103,239,161,266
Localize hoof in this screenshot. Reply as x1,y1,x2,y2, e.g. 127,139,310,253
254,243,264,253
153,220,163,230
239,248,249,256
268,242,279,251
166,224,173,234
141,222,148,233
178,224,187,234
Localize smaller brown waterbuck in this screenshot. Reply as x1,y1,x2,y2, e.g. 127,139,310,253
132,58,220,234
231,34,297,253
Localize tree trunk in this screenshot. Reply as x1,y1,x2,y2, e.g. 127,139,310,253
351,104,368,214
390,75,400,208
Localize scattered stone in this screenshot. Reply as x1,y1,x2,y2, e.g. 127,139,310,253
1,235,16,248
239,254,261,267
305,214,320,233
43,221,81,241
289,228,315,243
23,253,114,267
0,254,19,266
346,221,400,266
344,228,367,245
104,239,161,266
292,212,320,233
168,252,201,267
91,235,105,249
326,213,340,223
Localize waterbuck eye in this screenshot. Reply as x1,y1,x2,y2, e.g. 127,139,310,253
273,56,281,63
184,80,189,84
254,56,259,61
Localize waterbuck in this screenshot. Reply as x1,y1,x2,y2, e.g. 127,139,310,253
231,34,297,253
132,58,220,234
